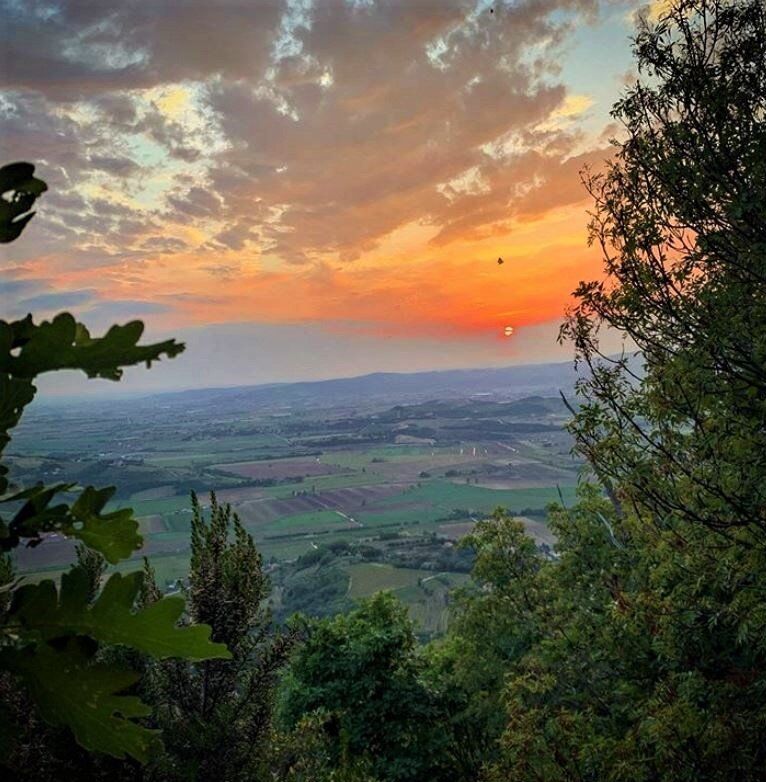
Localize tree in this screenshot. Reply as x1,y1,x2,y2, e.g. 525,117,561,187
425,508,545,781
483,491,649,782
278,592,448,782
561,0,766,541
0,162,229,763
268,708,379,782
472,1,766,779
558,5,766,771
143,492,294,781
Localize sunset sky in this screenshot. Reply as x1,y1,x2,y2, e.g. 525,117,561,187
0,0,649,393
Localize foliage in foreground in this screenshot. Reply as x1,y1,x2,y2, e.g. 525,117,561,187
0,162,229,763
144,492,295,781
415,2,766,779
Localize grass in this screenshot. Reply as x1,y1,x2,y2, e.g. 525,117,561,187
145,531,190,543
164,510,199,533
143,553,191,585
136,514,168,534
321,446,437,469
257,537,320,560
112,495,193,517
346,564,470,637
18,551,192,588
398,572,470,636
130,485,177,501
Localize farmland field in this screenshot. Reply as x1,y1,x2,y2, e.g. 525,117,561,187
214,458,344,480
381,481,578,514
346,564,470,637
261,510,354,536
346,563,430,599
9,385,583,636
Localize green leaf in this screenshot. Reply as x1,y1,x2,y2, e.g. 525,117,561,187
67,486,142,562
0,162,47,244
1,313,184,382
9,568,232,660
0,640,160,762
0,313,184,558
1,484,141,563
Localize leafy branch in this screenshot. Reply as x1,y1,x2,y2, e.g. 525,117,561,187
0,162,231,761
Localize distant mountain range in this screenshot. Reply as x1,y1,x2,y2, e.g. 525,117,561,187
139,359,583,412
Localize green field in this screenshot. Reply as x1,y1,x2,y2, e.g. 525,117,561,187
257,538,319,560
131,485,177,501
140,553,191,585
13,389,579,642
261,510,352,536
264,471,388,497
358,507,447,528
346,563,430,599
164,511,198,532
345,564,470,636
112,495,193,517
398,572,470,636
322,446,440,469
382,481,577,514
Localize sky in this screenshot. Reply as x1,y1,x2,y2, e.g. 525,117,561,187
0,0,651,394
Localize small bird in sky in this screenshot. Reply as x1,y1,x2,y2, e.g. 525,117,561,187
497,257,504,265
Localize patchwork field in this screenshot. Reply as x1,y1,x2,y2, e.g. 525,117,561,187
379,481,578,514
10,390,582,636
345,564,470,637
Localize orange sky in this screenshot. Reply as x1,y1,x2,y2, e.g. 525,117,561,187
0,0,641,390
30,202,598,338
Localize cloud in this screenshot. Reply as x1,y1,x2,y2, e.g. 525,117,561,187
193,0,602,263
81,298,173,323
0,0,285,100
138,236,189,253
16,288,96,312
89,155,142,177
0,0,625,356
1,278,42,299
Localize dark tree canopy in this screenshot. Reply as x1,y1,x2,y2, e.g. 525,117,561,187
279,592,448,782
